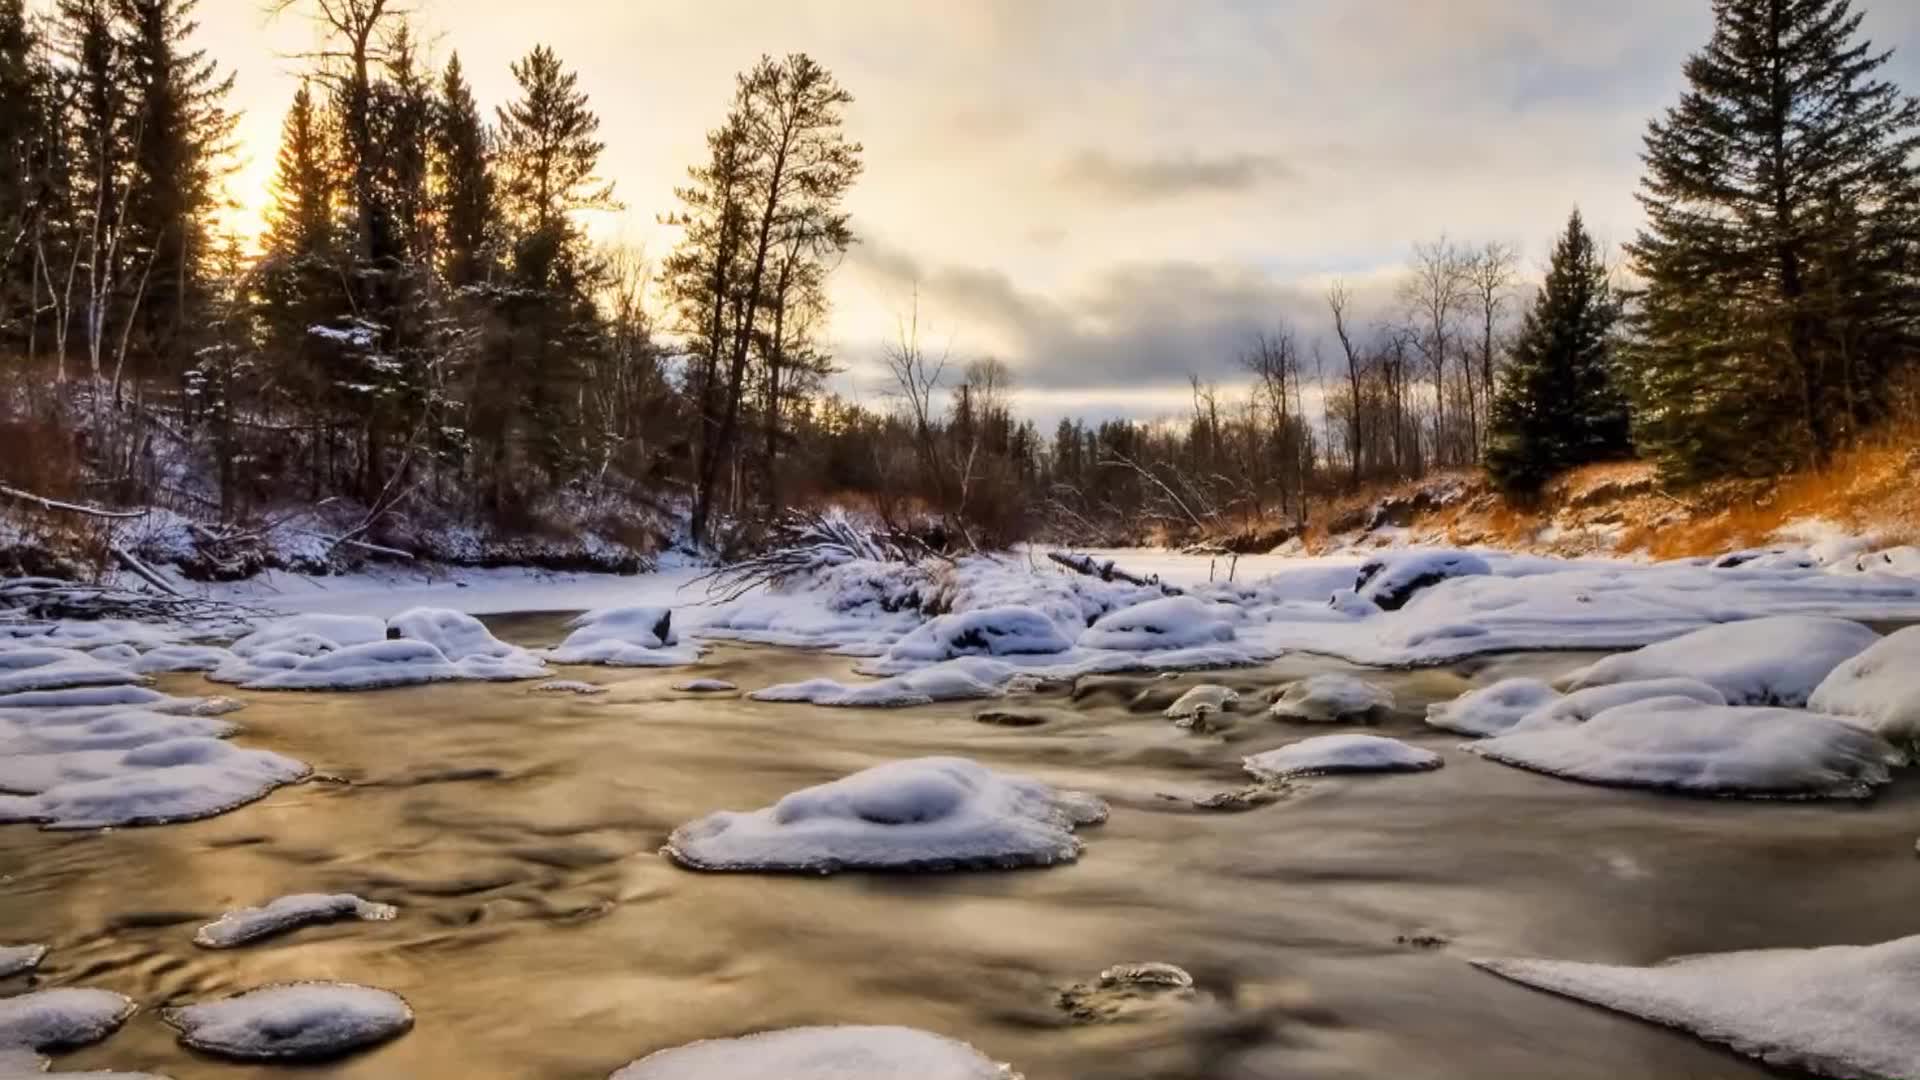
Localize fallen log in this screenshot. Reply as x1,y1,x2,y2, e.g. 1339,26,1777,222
1047,551,1183,596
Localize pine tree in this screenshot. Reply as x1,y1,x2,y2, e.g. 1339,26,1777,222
1626,0,1920,481
495,44,614,285
370,24,431,265
1485,209,1630,495
262,82,333,258
113,0,235,379
434,52,495,288
0,0,39,348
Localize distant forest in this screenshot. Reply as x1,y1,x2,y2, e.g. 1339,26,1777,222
0,0,1916,561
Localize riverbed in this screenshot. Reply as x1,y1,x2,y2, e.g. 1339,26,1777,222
7,617,1919,1078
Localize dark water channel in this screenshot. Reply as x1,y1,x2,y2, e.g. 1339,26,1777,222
7,615,1920,1078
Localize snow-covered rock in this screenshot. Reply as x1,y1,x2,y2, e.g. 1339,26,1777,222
751,659,1007,709
388,607,538,666
0,686,238,714
0,648,144,696
610,1025,1018,1080
1470,697,1900,798
1244,734,1441,780
1081,597,1236,652
545,605,700,667
665,756,1106,874
674,678,738,693
1557,616,1880,706
0,737,310,829
1808,626,1920,751
0,988,134,1052
133,644,238,674
1514,678,1726,732
240,639,461,691
0,944,46,978
195,894,398,949
1475,934,1920,1080
230,614,385,659
879,606,1072,664
1056,962,1199,1024
1164,685,1238,722
0,708,237,755
1350,550,1492,610
163,983,413,1061
1425,678,1561,737
1268,674,1394,723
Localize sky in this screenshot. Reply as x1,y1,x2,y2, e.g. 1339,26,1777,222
195,0,1920,427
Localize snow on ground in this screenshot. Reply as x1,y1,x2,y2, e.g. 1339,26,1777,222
1244,734,1442,780
1348,550,1493,611
1081,596,1237,652
1557,616,1882,706
163,983,413,1061
865,605,1073,671
194,894,397,949
1425,678,1562,737
665,757,1107,874
0,944,46,978
610,1025,1019,1080
1475,934,1920,1080
0,987,134,1053
1268,674,1395,723
1469,698,1901,799
216,609,550,689
1809,626,1920,752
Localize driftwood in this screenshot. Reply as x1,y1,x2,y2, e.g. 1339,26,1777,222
0,484,148,520
0,577,263,625
1047,552,1183,596
109,544,183,597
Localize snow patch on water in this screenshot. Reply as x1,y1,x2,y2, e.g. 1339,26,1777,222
1244,734,1441,780
610,1025,1019,1080
194,893,398,949
0,988,134,1053
163,983,413,1061
1557,616,1880,706
1268,674,1394,723
1808,625,1920,752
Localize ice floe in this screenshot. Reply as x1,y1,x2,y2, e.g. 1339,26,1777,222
0,648,144,696
1557,616,1880,706
609,1025,1018,1080
545,605,701,667
1244,734,1441,780
194,893,398,949
665,756,1106,873
0,988,134,1053
751,659,1007,709
1808,626,1920,751
0,708,238,755
0,736,310,829
163,983,413,1061
0,944,46,978
533,679,608,695
1425,678,1561,737
132,643,237,673
1469,697,1900,798
1267,674,1394,723
1475,934,1920,1080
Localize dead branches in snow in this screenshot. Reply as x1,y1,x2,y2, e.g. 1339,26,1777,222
1047,551,1183,596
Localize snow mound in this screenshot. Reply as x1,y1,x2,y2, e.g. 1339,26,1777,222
1474,934,1920,1080
751,660,1007,709
610,1025,1019,1080
0,685,235,714
0,708,237,755
674,679,738,693
0,944,46,978
1809,626,1920,751
1425,678,1561,737
1244,734,1441,780
1515,678,1726,732
1558,617,1880,706
0,737,310,829
545,605,700,667
1268,674,1394,723
87,644,141,666
0,988,134,1052
1081,597,1236,652
195,893,398,949
1164,685,1239,722
0,648,144,696
665,756,1106,874
1470,697,1900,798
133,644,238,674
879,606,1073,665
1351,550,1492,610
163,983,413,1061
230,614,385,658
238,637,541,691
388,608,547,675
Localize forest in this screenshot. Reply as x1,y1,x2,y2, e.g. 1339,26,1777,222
0,0,1916,572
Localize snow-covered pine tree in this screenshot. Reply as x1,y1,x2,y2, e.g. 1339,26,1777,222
1485,209,1630,496
1625,0,1920,481
433,52,496,290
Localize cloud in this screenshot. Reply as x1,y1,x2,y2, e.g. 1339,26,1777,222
1059,150,1294,202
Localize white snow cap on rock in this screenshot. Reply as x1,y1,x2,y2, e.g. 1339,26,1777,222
0,944,47,978
1350,549,1492,610
1164,684,1239,721
1425,678,1561,737
879,606,1072,664
1557,616,1880,706
0,736,310,829
0,648,144,696
387,607,528,663
163,983,412,1061
1269,674,1395,723
240,636,546,691
1475,934,1920,1080
1081,597,1236,652
1470,697,1900,798
1809,625,1920,751
1245,734,1441,780
1515,678,1726,732
673,678,737,693
546,606,701,667
610,1025,1019,1080
666,756,1106,874
195,893,398,949
230,614,385,658
752,658,1008,709
0,987,134,1052
133,644,238,674
0,708,237,756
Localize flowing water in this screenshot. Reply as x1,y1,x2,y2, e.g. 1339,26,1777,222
7,617,1920,1079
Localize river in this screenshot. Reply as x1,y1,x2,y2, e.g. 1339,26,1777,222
7,614,1918,1078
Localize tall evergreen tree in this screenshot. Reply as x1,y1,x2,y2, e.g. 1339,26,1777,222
1484,209,1631,495
0,0,38,345
433,52,495,288
262,82,333,259
1626,0,1920,480
58,0,129,380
